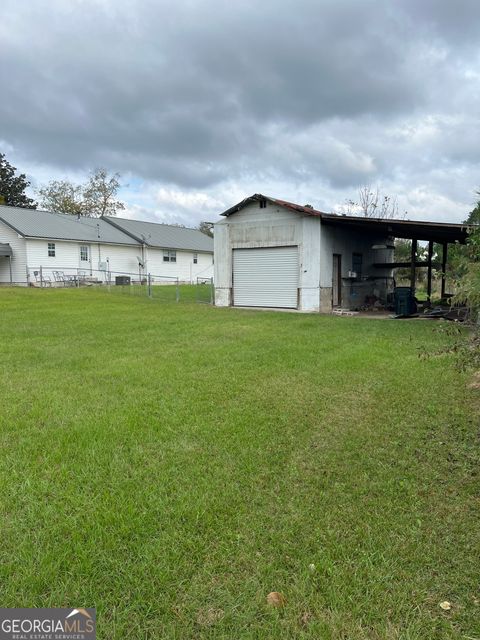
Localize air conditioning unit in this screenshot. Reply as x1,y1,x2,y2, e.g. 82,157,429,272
347,270,357,278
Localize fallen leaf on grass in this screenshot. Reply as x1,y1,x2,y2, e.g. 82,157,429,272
439,601,452,611
266,592,286,607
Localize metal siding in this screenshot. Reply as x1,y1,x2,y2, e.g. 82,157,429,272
233,246,299,308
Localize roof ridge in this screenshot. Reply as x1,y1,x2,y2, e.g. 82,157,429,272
104,215,204,232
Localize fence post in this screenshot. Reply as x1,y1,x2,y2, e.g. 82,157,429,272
176,278,180,303
148,273,152,298
40,265,43,288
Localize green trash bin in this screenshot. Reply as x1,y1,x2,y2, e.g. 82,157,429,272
394,286,416,316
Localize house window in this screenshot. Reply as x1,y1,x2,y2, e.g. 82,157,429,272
352,253,363,278
259,198,267,208
80,245,89,262
163,250,177,263
193,253,198,264
47,242,56,257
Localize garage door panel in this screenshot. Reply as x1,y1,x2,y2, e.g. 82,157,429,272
233,246,299,308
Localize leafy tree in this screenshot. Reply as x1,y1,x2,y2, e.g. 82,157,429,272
37,180,86,215
465,191,480,225
394,238,428,285
198,221,213,237
83,169,125,217
452,226,480,316
37,168,125,217
0,152,37,208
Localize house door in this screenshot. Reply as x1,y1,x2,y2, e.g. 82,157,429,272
332,254,341,307
79,244,92,274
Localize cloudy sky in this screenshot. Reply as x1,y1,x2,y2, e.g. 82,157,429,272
1,0,479,225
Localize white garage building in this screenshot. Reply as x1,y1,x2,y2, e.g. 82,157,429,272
214,194,466,313
0,205,213,285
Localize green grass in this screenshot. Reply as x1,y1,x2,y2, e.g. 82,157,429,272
0,288,478,639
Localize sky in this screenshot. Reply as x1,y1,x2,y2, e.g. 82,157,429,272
1,0,480,226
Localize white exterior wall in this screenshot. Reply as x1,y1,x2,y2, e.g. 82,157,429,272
0,222,214,286
214,200,393,312
24,239,213,284
145,247,213,283
25,239,140,282
214,201,321,310
0,222,28,284
95,244,140,279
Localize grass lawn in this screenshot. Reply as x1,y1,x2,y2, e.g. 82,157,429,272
0,288,478,639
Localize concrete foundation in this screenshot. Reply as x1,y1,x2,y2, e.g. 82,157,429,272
319,287,333,313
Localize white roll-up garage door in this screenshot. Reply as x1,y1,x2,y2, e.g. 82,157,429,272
233,246,299,308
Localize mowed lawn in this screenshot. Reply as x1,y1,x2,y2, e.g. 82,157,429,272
0,288,478,640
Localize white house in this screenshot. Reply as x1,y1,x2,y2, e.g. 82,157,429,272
0,205,213,285
103,216,214,283
214,194,467,312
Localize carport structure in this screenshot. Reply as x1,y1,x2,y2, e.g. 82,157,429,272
320,214,469,302
0,243,13,283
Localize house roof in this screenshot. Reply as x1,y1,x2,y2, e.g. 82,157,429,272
0,205,214,251
220,193,469,243
103,217,213,252
0,205,139,245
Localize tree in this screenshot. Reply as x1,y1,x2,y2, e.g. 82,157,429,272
452,225,480,318
394,238,429,285
83,169,125,217
0,153,37,208
465,191,480,225
37,180,86,215
37,168,125,217
198,221,214,237
342,185,407,219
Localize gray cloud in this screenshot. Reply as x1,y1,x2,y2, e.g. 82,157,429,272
1,0,480,222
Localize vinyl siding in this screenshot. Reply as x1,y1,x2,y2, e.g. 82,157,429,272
0,222,28,284
25,239,141,282
145,248,213,283
24,238,213,284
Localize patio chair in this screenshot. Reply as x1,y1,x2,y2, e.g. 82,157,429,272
33,271,52,287
52,270,70,286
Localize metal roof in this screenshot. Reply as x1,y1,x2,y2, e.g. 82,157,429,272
221,194,469,243
0,205,139,245
103,217,214,252
320,213,468,243
0,243,12,256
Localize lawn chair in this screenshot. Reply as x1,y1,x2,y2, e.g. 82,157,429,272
33,270,52,287
52,270,70,286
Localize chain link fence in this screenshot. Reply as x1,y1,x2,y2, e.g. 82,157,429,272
4,265,215,305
